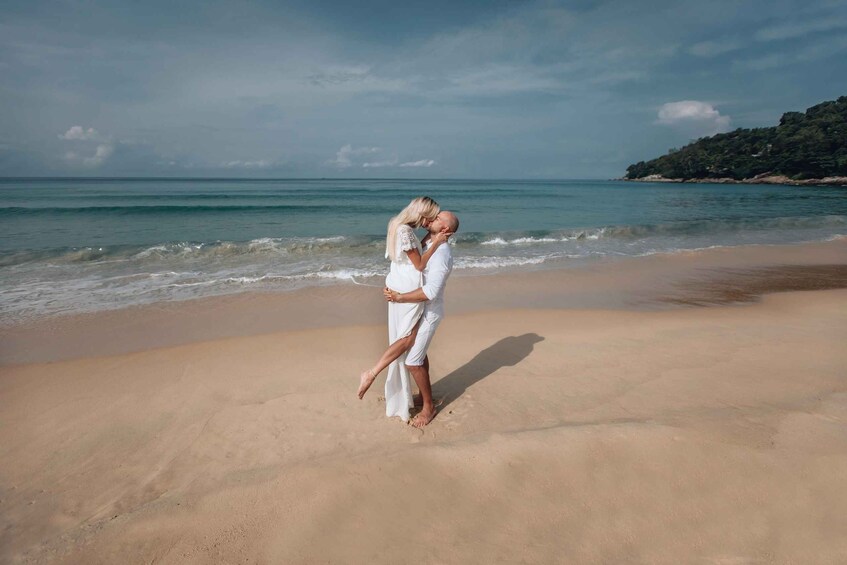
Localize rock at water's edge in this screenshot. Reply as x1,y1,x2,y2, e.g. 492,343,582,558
623,174,847,186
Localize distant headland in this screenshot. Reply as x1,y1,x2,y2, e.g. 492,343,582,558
624,96,847,186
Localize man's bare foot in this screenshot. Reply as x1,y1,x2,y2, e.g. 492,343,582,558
411,406,436,428
358,369,376,399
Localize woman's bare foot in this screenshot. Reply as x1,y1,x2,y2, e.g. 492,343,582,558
358,370,376,399
411,406,436,428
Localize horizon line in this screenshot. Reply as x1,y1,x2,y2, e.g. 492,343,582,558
0,175,617,182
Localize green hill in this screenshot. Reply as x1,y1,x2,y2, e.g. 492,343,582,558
626,96,847,182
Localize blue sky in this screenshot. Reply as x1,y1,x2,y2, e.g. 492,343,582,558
1,0,845,178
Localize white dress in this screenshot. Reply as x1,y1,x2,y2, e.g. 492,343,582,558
384,224,425,421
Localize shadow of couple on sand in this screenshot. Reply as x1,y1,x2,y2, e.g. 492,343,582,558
432,333,544,411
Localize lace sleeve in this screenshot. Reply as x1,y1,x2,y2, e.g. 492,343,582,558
397,225,418,253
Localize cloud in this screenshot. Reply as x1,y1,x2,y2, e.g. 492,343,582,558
361,157,436,168
656,100,731,136
58,126,102,140
362,158,398,168
688,39,744,57
755,17,847,42
58,125,113,166
63,143,113,167
327,144,380,168
391,6,671,102
439,64,567,97
657,100,729,125
307,65,370,87
732,34,847,71
304,65,408,95
221,159,273,169
83,144,114,166
399,159,436,167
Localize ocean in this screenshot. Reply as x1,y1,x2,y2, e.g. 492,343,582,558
1,178,845,324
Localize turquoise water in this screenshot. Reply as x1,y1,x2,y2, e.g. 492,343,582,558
1,178,845,322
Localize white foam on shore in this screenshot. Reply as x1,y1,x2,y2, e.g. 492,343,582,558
3,225,846,326
456,256,547,269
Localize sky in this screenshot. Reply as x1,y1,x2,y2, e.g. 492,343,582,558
1,0,846,179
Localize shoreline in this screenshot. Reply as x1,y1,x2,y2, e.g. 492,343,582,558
622,174,847,186
2,238,846,366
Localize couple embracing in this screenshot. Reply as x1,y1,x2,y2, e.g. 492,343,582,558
358,197,460,428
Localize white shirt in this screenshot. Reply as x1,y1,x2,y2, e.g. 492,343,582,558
421,243,453,316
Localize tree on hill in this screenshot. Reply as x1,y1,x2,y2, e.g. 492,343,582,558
626,96,847,180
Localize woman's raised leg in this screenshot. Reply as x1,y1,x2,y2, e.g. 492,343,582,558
358,322,420,399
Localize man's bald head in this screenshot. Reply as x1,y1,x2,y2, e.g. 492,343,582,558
439,211,459,233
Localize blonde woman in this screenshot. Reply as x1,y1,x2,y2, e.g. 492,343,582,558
358,196,450,421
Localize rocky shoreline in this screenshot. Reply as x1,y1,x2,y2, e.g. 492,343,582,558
623,173,847,187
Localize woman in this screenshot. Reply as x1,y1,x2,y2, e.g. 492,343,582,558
357,196,450,421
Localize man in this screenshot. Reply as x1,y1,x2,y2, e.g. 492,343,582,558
384,210,459,428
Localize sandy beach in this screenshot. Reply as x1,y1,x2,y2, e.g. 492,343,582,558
2,240,847,563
